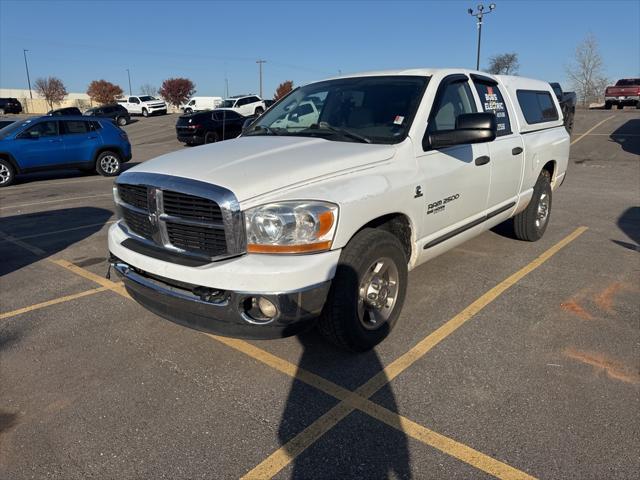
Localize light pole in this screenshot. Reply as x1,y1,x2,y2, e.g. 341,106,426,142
23,49,33,99
256,59,266,98
126,68,132,96
467,3,496,71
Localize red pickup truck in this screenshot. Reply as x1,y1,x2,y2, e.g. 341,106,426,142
605,78,640,109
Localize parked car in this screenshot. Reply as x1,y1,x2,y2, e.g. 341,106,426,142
47,106,83,116
117,96,167,116
604,78,640,109
181,97,223,114
271,100,319,129
84,104,131,126
0,116,132,187
109,68,568,351
175,109,247,146
0,98,23,115
217,95,266,116
549,82,576,133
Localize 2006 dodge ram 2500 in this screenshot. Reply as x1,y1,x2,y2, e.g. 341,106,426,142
108,69,569,351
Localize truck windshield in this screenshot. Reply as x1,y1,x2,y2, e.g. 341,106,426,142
245,76,428,145
139,96,156,102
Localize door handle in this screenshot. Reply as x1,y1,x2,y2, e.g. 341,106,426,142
512,147,523,155
475,155,490,166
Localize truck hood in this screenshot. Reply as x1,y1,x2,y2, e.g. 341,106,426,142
125,136,396,202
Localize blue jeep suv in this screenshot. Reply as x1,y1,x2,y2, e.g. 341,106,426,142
0,115,132,187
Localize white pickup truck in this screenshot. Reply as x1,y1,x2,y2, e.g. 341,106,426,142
108,68,569,351
117,96,167,117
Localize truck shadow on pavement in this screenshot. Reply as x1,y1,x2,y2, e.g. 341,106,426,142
613,206,640,252
610,119,640,156
279,330,412,478
0,207,113,276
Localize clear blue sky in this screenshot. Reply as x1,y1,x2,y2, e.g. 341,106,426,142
1,0,638,98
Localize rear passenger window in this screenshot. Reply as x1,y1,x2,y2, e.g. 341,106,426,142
474,82,512,136
63,121,89,134
517,90,559,124
430,81,477,131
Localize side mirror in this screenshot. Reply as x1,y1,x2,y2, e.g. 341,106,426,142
426,112,496,150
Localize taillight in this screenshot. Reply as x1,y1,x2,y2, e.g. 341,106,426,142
186,124,201,129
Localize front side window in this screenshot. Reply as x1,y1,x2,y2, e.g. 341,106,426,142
219,99,236,108
129,97,140,104
245,76,428,144
430,81,477,132
139,96,154,102
517,90,559,124
22,121,58,138
473,82,512,136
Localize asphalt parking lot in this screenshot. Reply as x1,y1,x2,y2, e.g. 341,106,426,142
1,110,638,479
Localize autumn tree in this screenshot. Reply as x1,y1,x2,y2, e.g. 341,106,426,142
566,33,609,107
87,80,124,105
34,77,67,110
158,78,195,108
274,80,293,101
487,53,519,75
140,83,158,96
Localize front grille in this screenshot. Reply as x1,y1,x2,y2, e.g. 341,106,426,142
163,190,223,223
118,184,148,210
122,208,154,238
117,179,233,260
166,222,227,256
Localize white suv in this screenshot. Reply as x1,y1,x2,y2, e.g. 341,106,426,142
117,96,167,117
217,95,266,116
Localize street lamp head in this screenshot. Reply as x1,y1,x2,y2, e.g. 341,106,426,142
478,4,483,11
468,8,473,14
489,3,496,10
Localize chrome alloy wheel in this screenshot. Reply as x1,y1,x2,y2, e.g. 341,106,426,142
100,155,120,174
0,163,11,184
358,257,400,330
536,192,550,229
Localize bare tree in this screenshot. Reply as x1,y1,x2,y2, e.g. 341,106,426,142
487,53,519,75
140,84,158,97
566,33,609,107
34,77,68,110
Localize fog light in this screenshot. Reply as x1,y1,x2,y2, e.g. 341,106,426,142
258,297,277,318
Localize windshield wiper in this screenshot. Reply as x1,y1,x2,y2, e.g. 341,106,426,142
245,124,282,136
310,122,372,144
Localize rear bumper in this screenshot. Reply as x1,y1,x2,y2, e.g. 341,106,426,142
176,133,205,145
110,256,330,339
605,95,639,104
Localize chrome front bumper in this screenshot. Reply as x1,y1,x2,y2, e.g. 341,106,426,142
110,256,331,339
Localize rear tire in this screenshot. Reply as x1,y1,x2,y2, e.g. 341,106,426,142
204,132,219,144
95,151,122,177
616,104,624,110
254,107,264,116
0,108,5,115
117,116,127,126
604,102,612,110
0,158,16,187
318,228,408,351
513,170,552,242
185,108,193,114
636,101,640,109
142,108,149,117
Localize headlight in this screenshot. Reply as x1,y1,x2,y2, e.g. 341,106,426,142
245,201,338,254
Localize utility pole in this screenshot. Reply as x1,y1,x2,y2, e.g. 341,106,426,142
467,3,496,71
256,59,266,98
225,77,229,98
126,68,132,96
23,49,33,99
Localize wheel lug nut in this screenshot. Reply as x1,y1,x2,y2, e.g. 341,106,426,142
368,293,377,300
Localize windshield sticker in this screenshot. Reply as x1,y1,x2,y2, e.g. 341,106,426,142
393,115,404,125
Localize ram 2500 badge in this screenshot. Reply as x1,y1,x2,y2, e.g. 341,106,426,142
108,68,569,351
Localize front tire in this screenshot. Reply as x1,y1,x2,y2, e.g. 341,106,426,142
142,108,149,117
604,102,612,110
204,132,219,144
254,107,264,116
95,151,122,177
616,104,624,110
513,170,552,242
0,108,5,115
318,228,408,351
185,108,193,114
0,158,16,187
117,116,127,126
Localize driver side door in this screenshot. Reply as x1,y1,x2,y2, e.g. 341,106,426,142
13,120,66,169
416,75,491,247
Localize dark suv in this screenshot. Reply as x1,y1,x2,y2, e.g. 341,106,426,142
0,98,23,115
84,104,130,126
175,109,248,145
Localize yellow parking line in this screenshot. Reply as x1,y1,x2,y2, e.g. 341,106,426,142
0,287,107,320
571,116,614,145
241,226,587,479
51,259,130,299
0,193,112,211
